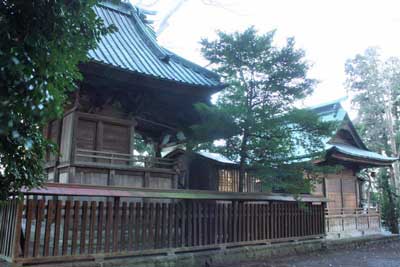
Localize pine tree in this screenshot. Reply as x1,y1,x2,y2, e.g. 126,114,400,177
194,27,334,193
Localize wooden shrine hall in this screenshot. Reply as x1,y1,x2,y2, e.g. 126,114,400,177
43,1,225,190
309,100,397,236
310,100,397,211
0,2,379,266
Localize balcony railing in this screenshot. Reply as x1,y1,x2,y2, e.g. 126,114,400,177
74,149,176,170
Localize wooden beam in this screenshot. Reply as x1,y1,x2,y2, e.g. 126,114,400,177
23,183,327,203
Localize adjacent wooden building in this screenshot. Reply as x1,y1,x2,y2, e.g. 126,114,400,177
310,100,397,211
165,149,261,192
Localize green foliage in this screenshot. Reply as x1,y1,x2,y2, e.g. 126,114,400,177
133,132,155,157
375,169,399,233
345,47,400,153
345,47,400,233
196,27,335,193
0,0,114,200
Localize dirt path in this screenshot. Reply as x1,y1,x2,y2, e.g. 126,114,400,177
217,240,400,267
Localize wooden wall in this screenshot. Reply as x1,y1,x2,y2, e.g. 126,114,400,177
75,113,132,156
185,155,260,192
313,168,359,210
45,111,176,190
188,157,218,190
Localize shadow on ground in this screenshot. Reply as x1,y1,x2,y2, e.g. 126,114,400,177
216,240,400,267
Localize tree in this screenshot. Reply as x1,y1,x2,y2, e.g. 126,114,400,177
0,0,114,200
345,47,400,233
196,27,334,193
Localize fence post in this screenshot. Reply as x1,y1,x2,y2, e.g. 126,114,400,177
322,203,327,236
233,201,238,242
355,209,358,230
341,208,345,232
12,200,24,262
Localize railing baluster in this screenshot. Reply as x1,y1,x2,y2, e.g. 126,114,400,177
88,201,96,254
80,201,88,254
43,200,54,256
33,199,45,257
71,201,80,255
127,203,134,251
96,202,104,253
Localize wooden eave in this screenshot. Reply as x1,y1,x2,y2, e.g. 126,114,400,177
79,61,225,98
328,151,395,168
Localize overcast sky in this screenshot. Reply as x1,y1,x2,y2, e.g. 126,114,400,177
132,0,400,113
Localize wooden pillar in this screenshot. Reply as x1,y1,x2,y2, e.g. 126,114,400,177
322,177,327,197
340,177,344,209
355,178,360,208
144,172,150,188
128,119,137,165
96,121,104,152
53,117,64,183
172,174,178,189
69,111,78,166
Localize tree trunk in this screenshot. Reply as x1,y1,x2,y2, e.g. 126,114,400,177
387,188,399,234
383,167,399,234
384,97,399,191
238,130,249,192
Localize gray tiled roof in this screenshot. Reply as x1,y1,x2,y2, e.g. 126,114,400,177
88,2,223,89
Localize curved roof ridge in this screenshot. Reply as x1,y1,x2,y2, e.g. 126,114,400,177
308,97,347,111
129,8,170,62
163,48,222,82
89,2,224,89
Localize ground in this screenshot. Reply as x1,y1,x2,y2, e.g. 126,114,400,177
217,240,400,267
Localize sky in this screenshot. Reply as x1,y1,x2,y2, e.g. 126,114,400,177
132,0,400,115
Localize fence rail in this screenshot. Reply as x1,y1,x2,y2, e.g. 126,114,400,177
0,183,326,265
325,208,380,233
75,148,176,169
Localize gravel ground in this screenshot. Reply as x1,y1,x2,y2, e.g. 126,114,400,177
217,240,400,267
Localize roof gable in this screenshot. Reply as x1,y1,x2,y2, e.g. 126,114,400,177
87,2,224,90
311,99,366,149
311,99,397,166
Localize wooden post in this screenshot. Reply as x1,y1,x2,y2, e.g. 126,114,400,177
113,197,120,252
144,172,150,188
355,210,358,230
96,121,104,154
70,111,78,165
233,201,238,242
341,208,345,232
12,201,23,261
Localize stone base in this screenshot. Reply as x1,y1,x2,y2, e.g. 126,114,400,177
4,235,398,267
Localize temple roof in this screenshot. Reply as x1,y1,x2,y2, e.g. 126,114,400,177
326,143,397,165
88,2,224,90
311,99,397,167
196,151,237,165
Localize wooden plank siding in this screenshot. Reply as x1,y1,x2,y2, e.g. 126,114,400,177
4,194,325,265
46,111,177,191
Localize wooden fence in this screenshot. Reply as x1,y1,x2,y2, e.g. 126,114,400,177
0,183,326,265
325,208,381,234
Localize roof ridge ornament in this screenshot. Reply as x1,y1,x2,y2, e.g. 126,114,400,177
90,2,224,89
129,9,170,63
